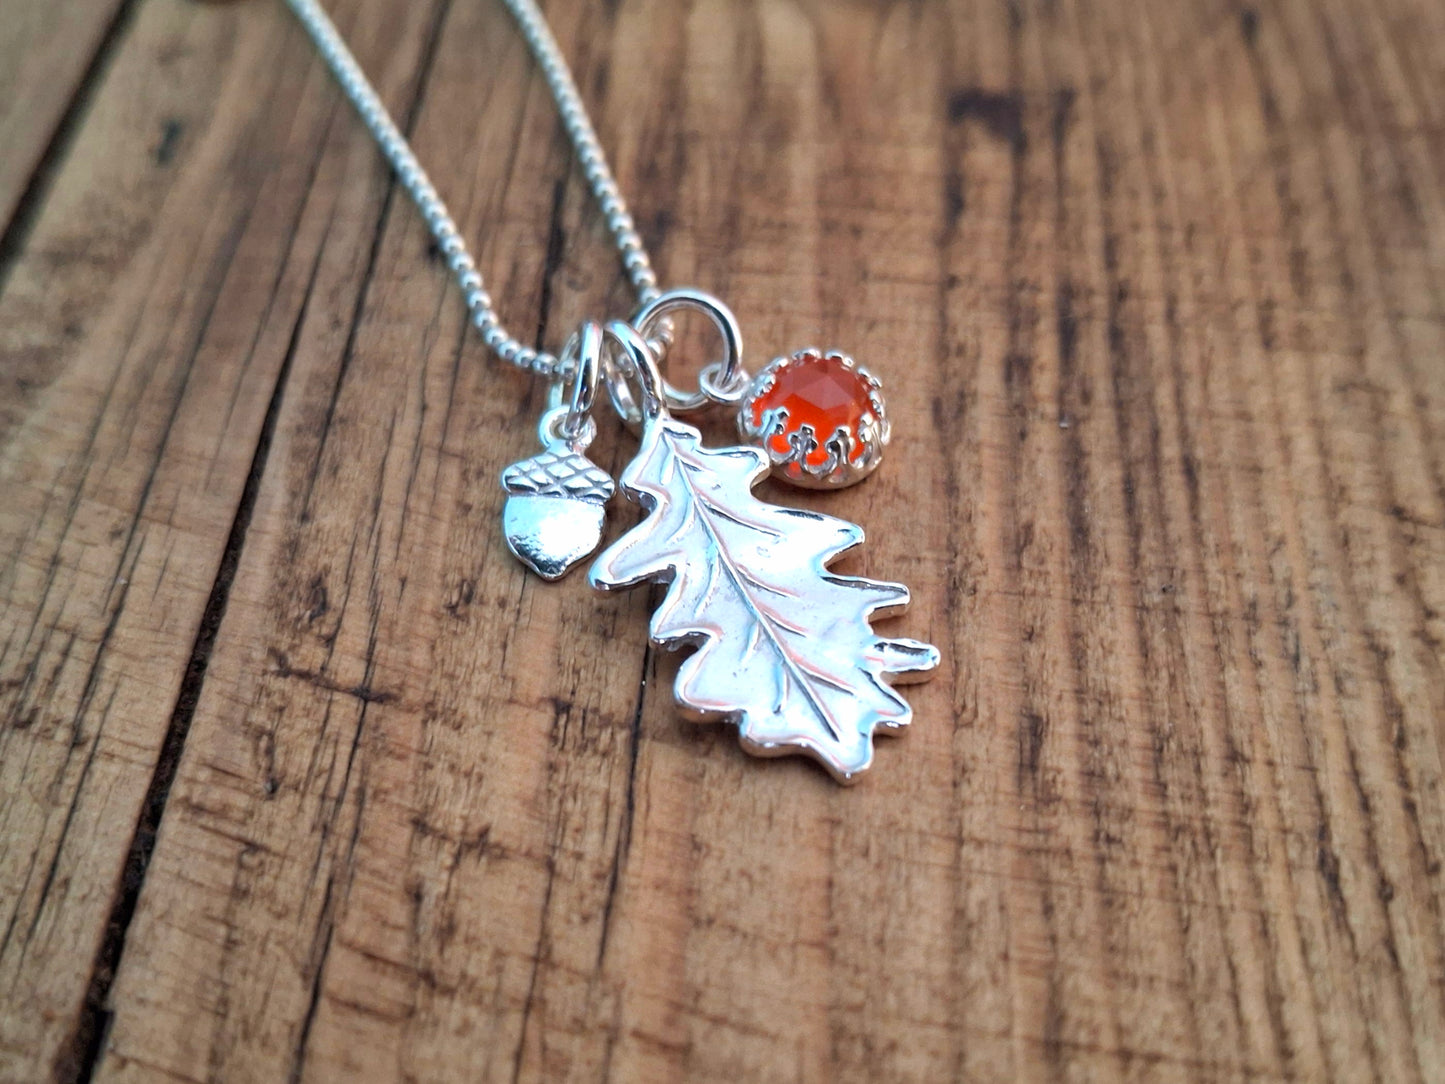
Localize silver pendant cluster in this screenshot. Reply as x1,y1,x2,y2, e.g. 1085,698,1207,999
500,290,937,783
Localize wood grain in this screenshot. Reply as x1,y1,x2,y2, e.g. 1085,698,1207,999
0,0,133,242
0,0,453,1076
2,0,1443,1081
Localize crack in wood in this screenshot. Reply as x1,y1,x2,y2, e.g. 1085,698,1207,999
267,648,397,706
57,270,312,1084
0,0,143,300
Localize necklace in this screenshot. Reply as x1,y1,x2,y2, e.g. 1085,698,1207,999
285,0,939,783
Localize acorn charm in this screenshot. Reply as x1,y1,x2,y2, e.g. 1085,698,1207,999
737,348,890,489
502,441,614,581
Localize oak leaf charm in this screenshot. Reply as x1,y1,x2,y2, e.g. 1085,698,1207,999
590,417,939,782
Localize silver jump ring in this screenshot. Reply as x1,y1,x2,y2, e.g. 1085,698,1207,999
554,321,603,439
698,359,749,402
631,288,748,414
601,320,667,430
537,406,597,451
540,321,603,448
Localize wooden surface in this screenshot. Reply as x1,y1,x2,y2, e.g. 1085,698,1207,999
2,0,1443,1080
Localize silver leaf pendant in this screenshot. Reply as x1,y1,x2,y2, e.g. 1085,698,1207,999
502,438,614,581
590,414,939,783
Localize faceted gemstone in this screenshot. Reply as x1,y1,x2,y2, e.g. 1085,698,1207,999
749,351,875,466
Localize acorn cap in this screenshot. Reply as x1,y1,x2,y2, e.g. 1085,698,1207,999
502,449,615,503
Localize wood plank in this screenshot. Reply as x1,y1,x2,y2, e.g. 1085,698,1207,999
0,0,131,238
1,0,1442,1081
0,0,451,1078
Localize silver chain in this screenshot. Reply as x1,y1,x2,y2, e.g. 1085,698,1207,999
283,0,663,379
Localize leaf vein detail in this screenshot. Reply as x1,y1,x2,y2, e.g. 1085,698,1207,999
667,430,844,743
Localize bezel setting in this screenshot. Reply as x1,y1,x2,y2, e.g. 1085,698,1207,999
737,348,890,489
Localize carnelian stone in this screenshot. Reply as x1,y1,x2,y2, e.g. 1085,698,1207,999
749,353,874,466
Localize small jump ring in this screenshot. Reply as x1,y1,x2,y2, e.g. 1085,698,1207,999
537,406,597,451
551,321,604,440
698,359,750,402
631,288,747,414
600,320,666,430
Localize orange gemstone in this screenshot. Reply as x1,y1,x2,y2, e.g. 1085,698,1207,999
749,353,875,467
